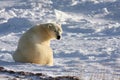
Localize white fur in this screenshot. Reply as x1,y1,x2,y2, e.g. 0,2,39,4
13,23,62,66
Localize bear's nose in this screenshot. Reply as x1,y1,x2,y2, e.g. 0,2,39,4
56,35,61,40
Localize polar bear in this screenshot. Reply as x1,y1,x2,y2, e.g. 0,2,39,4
13,23,62,66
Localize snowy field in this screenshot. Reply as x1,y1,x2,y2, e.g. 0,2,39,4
0,0,120,80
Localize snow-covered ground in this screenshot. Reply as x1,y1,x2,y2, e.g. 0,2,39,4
0,0,120,80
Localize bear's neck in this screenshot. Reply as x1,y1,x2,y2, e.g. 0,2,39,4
32,26,52,46
40,40,50,46
33,34,51,46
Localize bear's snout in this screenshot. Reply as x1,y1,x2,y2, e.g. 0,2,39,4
56,35,61,40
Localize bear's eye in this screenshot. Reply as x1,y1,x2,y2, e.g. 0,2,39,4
53,29,57,32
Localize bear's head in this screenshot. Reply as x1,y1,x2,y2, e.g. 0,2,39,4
46,23,63,40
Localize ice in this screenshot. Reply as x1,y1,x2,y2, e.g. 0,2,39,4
0,0,120,80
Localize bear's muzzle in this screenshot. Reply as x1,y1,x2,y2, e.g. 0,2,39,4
56,35,61,40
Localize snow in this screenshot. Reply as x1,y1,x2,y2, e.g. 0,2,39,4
0,0,120,80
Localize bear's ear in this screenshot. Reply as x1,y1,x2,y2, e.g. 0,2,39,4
48,23,53,29
48,23,56,31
